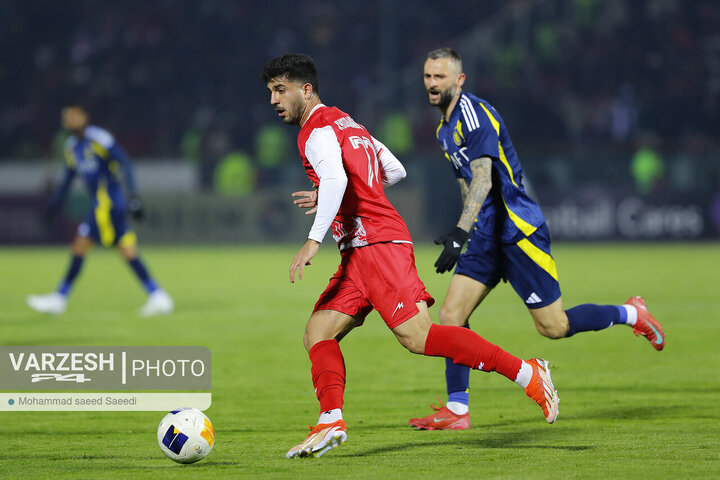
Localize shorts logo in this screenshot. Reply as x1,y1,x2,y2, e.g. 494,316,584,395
525,292,542,304
392,302,404,317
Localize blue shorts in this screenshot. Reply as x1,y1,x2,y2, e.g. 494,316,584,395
455,223,561,309
78,205,136,248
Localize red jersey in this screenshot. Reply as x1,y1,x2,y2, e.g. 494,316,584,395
297,105,412,251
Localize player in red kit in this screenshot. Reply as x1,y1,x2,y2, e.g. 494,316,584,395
262,53,560,459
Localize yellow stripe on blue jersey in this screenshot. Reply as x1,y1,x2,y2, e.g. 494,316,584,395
477,100,537,236
478,102,500,134
478,103,518,188
503,197,538,237
64,146,76,168
95,182,115,247
516,238,559,281
455,120,464,140
497,146,518,187
89,140,110,159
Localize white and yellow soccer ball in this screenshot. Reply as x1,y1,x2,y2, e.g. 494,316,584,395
157,407,215,464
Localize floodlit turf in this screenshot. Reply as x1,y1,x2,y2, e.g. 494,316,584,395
1,243,719,479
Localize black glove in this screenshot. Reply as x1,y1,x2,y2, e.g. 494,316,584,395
127,195,144,221
434,227,469,274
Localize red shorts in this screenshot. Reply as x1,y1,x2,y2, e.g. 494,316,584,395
313,242,435,329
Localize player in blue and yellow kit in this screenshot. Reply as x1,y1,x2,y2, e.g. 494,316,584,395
27,106,173,316
409,48,665,430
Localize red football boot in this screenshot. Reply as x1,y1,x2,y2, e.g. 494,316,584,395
409,398,470,430
626,296,665,351
286,420,347,459
524,358,560,424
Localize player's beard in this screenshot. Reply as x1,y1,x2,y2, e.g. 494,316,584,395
283,96,306,126
430,86,456,112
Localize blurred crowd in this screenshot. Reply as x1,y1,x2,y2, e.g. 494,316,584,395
1,0,718,193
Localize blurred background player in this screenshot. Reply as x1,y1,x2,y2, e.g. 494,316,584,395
263,53,559,459
26,106,173,317
409,48,665,431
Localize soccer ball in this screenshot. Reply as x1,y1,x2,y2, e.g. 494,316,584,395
157,407,215,464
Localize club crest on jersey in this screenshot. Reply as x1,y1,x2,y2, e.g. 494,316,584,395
453,130,462,146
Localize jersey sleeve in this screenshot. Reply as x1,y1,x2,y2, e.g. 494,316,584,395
84,126,113,162
85,125,115,150
304,126,348,243
463,103,500,161
86,126,137,195
371,136,406,187
108,143,137,195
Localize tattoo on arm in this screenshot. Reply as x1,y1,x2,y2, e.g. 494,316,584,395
457,157,492,232
457,179,469,202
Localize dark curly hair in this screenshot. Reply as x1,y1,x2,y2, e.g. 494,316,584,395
261,53,319,94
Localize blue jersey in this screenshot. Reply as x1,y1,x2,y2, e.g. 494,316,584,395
436,92,545,243
47,125,139,247
61,125,135,208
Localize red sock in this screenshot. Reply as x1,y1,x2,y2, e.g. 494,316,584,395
423,323,522,382
308,339,346,413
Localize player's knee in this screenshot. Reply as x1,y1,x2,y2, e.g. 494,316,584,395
534,318,568,339
71,237,92,256
396,333,425,354
118,245,138,261
303,327,342,351
303,330,324,352
438,304,466,326
393,321,430,354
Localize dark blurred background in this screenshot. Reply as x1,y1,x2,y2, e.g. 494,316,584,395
2,0,719,243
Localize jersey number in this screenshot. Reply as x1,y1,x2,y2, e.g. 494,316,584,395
349,135,379,188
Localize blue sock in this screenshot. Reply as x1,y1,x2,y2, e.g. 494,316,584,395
128,257,158,293
445,324,471,405
566,304,622,337
57,255,84,296
616,305,628,324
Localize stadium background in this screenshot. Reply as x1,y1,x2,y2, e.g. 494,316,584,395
2,2,720,477
1,0,719,243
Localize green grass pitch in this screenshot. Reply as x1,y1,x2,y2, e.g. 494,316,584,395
1,243,719,479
